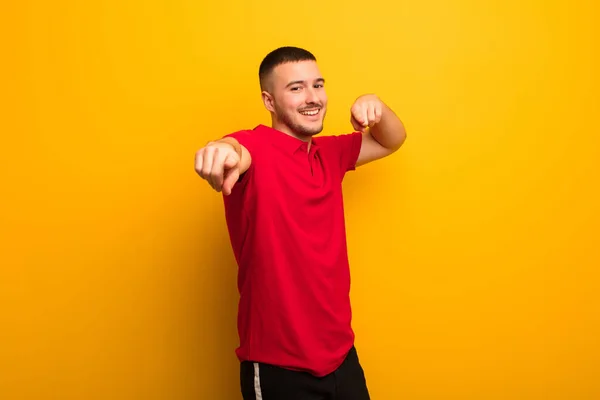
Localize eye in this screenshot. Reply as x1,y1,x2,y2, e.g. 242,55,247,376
314,84,324,89
290,86,302,92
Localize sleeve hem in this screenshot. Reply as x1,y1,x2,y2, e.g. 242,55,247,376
346,131,363,172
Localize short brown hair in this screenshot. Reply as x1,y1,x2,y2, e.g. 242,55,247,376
259,46,316,90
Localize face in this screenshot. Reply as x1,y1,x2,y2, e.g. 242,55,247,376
262,60,328,139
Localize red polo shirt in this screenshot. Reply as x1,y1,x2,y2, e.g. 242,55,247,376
222,124,363,377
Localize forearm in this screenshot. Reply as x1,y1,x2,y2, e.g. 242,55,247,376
213,137,242,158
212,137,252,174
369,102,406,151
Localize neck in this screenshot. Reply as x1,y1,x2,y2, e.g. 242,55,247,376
271,118,312,145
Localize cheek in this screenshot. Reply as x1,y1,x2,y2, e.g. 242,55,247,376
283,96,302,112
319,93,328,106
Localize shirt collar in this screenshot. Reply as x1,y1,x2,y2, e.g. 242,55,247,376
255,124,319,155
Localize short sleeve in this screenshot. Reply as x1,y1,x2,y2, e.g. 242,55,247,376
339,131,363,173
223,129,256,156
317,131,363,180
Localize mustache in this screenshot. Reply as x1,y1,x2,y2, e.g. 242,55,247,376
298,103,322,111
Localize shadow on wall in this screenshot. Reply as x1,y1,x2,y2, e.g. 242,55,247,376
170,194,241,399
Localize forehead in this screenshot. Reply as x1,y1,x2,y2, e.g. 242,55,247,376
272,60,322,85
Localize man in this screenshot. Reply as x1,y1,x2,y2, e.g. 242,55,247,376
195,46,406,399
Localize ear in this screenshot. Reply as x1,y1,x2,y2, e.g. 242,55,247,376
261,91,275,113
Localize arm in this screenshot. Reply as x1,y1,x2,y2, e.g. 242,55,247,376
350,94,407,167
194,137,252,195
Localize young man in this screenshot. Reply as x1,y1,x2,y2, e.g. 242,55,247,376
195,47,406,399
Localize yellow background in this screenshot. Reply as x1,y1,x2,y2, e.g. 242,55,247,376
2,0,599,399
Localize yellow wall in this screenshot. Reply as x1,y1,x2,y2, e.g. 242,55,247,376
2,0,599,399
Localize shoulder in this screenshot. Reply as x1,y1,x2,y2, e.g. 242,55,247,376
223,125,269,153
314,131,363,154
223,125,264,142
316,131,362,144
315,131,364,174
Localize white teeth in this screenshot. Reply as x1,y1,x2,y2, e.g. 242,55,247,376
300,109,319,116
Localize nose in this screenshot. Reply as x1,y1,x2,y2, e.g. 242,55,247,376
306,87,319,105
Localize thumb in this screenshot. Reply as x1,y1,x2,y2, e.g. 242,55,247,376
222,167,240,196
351,115,366,133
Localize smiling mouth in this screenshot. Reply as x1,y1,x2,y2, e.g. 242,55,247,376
299,108,321,116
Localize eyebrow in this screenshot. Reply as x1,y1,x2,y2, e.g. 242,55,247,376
285,78,325,88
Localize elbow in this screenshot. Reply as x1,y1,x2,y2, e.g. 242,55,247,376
399,128,407,147
390,127,407,152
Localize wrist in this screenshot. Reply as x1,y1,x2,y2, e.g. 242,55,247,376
214,137,242,160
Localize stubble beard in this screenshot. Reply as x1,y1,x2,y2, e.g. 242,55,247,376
276,105,325,138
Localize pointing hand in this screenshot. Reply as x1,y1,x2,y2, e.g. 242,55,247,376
350,94,383,132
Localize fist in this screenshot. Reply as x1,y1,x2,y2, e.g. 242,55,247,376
195,141,241,195
350,94,383,132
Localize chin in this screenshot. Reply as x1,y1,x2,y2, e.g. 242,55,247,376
299,125,323,137
295,120,324,136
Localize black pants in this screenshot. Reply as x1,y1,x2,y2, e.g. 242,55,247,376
240,346,370,400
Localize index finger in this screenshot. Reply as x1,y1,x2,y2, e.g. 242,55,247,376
195,150,204,177
211,150,228,190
